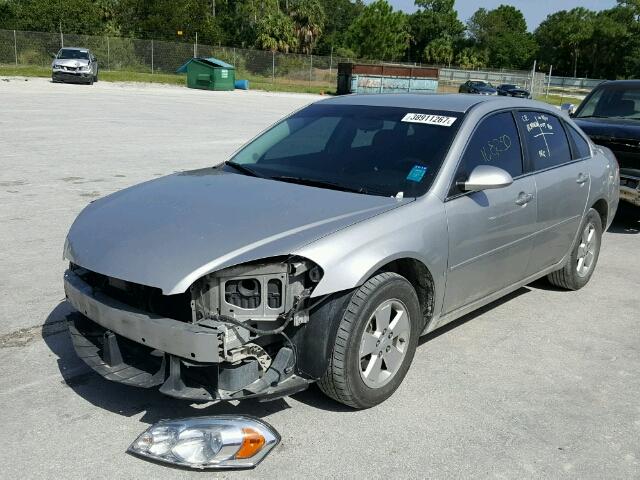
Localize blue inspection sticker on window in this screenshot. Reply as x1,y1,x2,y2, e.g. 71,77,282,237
406,165,428,182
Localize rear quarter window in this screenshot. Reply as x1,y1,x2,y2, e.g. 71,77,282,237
516,111,572,171
566,124,591,159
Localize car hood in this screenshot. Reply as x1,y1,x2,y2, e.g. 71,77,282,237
54,59,89,67
574,117,640,140
575,118,640,173
506,89,529,95
65,168,412,294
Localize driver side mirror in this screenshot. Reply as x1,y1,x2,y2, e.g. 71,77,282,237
560,103,576,117
459,165,513,192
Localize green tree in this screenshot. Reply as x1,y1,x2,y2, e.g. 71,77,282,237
255,10,297,52
424,37,453,65
455,46,485,69
346,0,408,60
613,1,640,77
13,0,104,34
0,1,16,29
534,8,596,77
286,0,325,53
117,0,223,44
408,0,464,63
587,6,635,78
315,0,364,55
219,0,280,48
467,5,537,69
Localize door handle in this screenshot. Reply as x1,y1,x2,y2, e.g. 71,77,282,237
515,192,534,206
576,173,589,184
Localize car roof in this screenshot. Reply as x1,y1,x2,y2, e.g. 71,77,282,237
60,47,89,52
598,79,640,88
317,93,539,114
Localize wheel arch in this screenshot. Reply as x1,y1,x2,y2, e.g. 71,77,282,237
591,198,608,229
292,256,437,380
373,257,435,331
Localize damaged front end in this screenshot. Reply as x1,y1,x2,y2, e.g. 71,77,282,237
64,257,329,402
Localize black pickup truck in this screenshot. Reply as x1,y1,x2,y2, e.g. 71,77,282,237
573,80,640,209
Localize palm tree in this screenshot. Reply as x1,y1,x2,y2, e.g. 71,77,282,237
286,0,326,54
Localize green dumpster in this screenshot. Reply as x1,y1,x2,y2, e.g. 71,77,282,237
176,57,235,91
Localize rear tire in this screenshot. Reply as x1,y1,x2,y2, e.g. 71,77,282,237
547,208,602,290
318,272,421,409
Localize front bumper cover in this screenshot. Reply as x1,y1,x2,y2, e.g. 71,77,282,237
52,71,93,83
64,269,221,362
63,270,310,401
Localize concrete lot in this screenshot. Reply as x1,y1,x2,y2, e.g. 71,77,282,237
0,78,639,479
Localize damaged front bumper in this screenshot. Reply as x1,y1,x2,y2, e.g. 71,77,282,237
52,70,93,83
63,270,310,402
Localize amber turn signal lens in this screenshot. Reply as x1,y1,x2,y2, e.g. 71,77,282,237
235,427,266,459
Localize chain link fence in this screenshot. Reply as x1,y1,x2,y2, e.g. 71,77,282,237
1,28,550,94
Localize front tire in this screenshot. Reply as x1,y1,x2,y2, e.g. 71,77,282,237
547,208,602,290
318,272,421,409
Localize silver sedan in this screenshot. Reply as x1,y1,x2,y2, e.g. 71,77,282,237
62,94,620,409
51,47,98,84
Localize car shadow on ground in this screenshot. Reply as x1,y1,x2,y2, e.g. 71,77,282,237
43,289,534,418
531,208,638,292
43,284,537,419
608,205,639,234
418,287,531,346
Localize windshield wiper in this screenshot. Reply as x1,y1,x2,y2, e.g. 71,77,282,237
269,175,383,195
223,161,264,178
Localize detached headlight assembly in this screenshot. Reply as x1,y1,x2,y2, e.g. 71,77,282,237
128,415,280,469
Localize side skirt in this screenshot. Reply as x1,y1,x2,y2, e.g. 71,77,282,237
424,258,566,334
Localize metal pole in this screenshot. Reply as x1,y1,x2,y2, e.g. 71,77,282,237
233,47,236,68
329,46,333,76
546,64,552,98
194,32,198,58
151,39,154,74
107,36,110,70
530,59,537,98
13,30,17,65
272,51,275,84
309,54,312,86
59,23,63,48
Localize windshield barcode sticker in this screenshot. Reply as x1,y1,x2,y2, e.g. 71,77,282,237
401,113,457,127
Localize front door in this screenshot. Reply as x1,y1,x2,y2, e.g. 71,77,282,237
443,111,538,314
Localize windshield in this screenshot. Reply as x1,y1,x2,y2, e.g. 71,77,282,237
576,85,640,120
226,104,462,197
471,81,491,88
502,84,517,90
57,49,89,60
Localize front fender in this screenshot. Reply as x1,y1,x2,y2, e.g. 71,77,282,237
294,195,448,319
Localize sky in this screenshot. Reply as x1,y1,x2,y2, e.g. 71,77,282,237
382,0,618,30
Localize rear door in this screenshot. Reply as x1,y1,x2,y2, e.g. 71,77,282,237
515,111,591,276
443,111,537,314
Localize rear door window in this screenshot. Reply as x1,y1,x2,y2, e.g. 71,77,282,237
516,111,572,171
